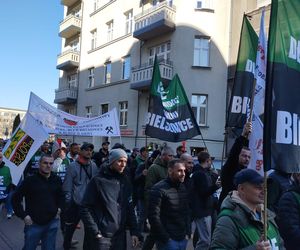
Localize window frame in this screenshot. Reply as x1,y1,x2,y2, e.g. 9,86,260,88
107,20,114,42
91,29,97,50
124,10,133,35
191,94,208,126
122,56,131,80
86,106,92,118
104,62,112,84
193,36,211,67
119,101,128,126
88,67,95,88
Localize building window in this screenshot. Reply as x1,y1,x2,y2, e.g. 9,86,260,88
104,62,111,84
86,106,92,118
119,101,128,126
91,29,97,50
70,39,79,52
149,41,171,64
191,94,208,126
196,0,213,9
68,74,77,88
93,0,99,11
88,68,95,88
101,103,109,115
107,20,114,42
122,56,131,80
125,10,133,35
193,37,210,67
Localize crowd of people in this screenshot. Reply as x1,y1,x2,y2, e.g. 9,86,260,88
0,122,299,249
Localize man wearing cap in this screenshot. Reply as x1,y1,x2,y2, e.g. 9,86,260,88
80,148,139,250
63,143,98,250
210,169,284,250
92,141,110,168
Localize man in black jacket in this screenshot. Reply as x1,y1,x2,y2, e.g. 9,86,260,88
219,122,252,207
192,152,221,250
12,154,63,250
148,159,190,250
92,141,110,167
80,148,139,250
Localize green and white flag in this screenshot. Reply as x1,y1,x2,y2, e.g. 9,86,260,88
264,0,300,172
226,15,258,129
145,58,200,142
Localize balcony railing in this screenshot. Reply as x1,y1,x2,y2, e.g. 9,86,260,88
59,14,82,38
56,50,80,70
133,2,176,40
130,59,173,90
61,0,80,7
54,86,78,104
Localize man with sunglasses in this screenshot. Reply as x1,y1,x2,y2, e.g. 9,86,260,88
12,154,63,250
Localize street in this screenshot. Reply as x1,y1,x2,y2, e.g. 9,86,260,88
0,208,195,250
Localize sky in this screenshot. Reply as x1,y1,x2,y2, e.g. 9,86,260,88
0,1,63,110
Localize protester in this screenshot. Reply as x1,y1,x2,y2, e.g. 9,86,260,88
143,146,174,250
175,145,185,158
210,169,285,250
180,153,194,189
67,142,80,163
148,159,190,250
277,173,300,250
52,140,70,181
219,122,252,207
0,152,13,218
92,141,110,167
192,151,221,250
63,143,98,250
24,141,51,177
80,148,139,250
267,169,292,213
12,154,63,250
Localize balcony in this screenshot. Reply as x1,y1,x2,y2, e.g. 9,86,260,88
130,60,173,90
56,50,80,70
59,15,82,39
133,2,176,41
61,0,80,6
54,86,78,104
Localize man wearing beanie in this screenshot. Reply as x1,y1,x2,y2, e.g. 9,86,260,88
81,148,140,250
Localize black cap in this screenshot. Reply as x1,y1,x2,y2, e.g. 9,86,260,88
80,143,94,151
102,141,110,146
234,169,264,186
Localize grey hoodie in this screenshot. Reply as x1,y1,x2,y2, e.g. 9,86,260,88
63,160,98,206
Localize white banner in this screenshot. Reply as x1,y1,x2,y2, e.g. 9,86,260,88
28,92,120,137
249,9,266,175
2,113,48,184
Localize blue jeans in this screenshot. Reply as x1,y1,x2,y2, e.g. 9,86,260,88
194,216,212,250
157,239,188,250
23,218,59,250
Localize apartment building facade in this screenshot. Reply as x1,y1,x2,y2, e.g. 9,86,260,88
0,107,26,139
55,0,270,159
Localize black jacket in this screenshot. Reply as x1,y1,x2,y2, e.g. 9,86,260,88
92,149,109,167
219,135,249,206
148,178,190,243
192,166,219,219
80,164,138,238
12,172,63,225
277,184,300,250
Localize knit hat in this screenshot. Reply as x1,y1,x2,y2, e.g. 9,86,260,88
52,141,66,154
109,148,128,164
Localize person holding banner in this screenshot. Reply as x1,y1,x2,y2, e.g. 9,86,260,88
211,169,285,250
12,154,63,250
219,122,252,208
